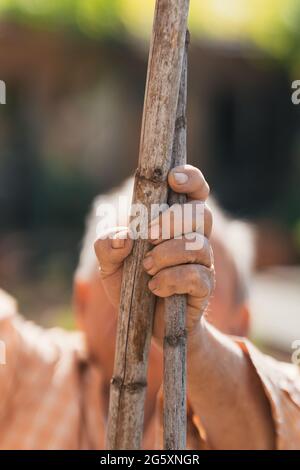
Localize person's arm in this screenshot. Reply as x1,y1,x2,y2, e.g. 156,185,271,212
187,319,275,449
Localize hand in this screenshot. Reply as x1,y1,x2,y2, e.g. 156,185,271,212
94,164,215,347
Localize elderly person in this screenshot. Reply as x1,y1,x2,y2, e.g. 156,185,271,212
0,165,299,449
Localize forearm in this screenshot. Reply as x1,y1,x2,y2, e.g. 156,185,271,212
187,318,275,449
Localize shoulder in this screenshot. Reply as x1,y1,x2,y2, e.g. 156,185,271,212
236,337,300,449
0,288,86,365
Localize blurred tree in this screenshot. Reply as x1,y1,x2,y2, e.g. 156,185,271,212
0,0,300,69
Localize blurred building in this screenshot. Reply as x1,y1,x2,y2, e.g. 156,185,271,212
0,4,299,350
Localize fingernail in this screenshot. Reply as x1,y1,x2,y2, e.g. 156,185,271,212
173,172,188,184
111,238,125,249
143,256,153,271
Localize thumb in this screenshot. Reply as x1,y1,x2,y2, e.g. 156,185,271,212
94,227,133,308
94,227,133,279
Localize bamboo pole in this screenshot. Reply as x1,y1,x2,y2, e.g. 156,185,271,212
106,0,190,450
164,31,189,451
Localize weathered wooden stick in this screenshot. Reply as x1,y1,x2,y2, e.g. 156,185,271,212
164,31,189,451
106,0,190,450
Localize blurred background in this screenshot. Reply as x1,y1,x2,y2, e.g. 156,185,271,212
0,0,299,357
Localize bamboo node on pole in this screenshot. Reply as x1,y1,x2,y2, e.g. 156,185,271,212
175,115,187,131
164,329,187,348
111,377,147,394
135,168,166,185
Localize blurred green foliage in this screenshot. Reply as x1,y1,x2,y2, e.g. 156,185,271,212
0,0,300,68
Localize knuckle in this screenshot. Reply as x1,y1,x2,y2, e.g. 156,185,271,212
197,170,209,197
206,266,216,295
189,265,201,286
190,265,212,298
204,240,213,267
201,276,211,298
186,236,211,266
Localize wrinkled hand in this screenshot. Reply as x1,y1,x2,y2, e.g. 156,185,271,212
94,165,215,347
